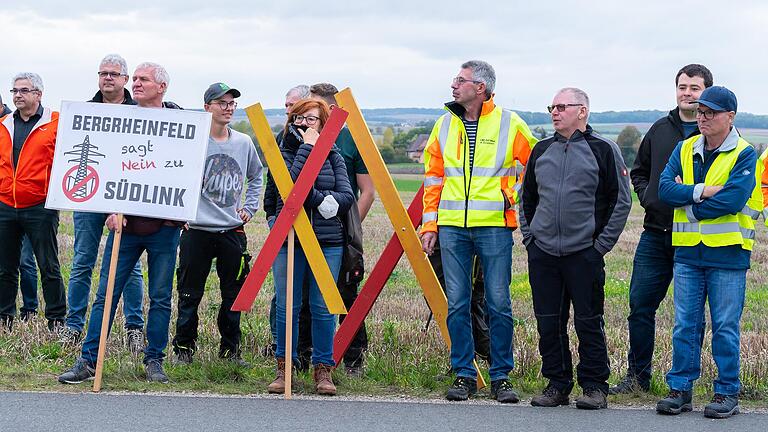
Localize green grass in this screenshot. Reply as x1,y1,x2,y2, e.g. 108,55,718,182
2,176,768,407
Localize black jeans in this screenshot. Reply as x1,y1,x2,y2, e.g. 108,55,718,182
625,229,675,384
172,228,250,357
429,240,490,360
297,259,370,368
0,202,65,327
528,242,609,394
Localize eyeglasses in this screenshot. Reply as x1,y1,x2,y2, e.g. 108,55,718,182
211,100,237,110
695,109,723,120
98,71,125,79
452,77,483,85
10,88,38,95
293,114,320,125
547,104,583,113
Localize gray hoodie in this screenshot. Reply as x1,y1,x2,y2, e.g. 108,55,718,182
190,128,263,231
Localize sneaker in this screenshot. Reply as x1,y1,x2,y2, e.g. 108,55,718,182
656,389,693,415
609,375,650,395
490,379,520,403
144,359,169,383
704,394,739,419
126,328,145,355
576,387,608,410
57,327,82,346
173,350,193,365
531,385,570,407
58,358,95,384
226,355,251,368
446,376,477,401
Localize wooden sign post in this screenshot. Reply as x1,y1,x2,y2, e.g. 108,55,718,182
92,214,124,392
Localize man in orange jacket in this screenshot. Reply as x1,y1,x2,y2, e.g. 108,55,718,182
0,72,66,331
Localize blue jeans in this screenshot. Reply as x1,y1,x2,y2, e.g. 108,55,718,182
439,226,515,381
273,245,342,366
66,212,144,333
81,226,180,365
666,262,746,395
19,234,38,315
625,230,674,384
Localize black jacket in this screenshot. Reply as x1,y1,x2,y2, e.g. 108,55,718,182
630,108,699,232
264,131,354,246
88,88,136,105
1,104,11,117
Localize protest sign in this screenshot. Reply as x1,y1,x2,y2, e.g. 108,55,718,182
46,101,211,221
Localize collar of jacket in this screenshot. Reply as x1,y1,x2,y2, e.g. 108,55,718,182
554,124,594,142
667,107,700,138
691,127,740,158
444,95,497,119
89,88,136,105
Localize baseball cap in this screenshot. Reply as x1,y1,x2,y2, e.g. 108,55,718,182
693,86,737,113
204,82,241,104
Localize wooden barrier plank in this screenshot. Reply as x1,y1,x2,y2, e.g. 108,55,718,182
231,106,347,314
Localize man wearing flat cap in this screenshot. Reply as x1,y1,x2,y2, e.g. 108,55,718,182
171,83,263,366
656,86,761,419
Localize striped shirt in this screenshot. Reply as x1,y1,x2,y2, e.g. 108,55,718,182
462,118,478,172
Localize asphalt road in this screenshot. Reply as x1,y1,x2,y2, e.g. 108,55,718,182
1,391,766,432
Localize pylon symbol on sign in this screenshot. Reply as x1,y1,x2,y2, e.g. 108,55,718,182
62,134,105,202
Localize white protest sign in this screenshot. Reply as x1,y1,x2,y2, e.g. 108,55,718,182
46,101,211,221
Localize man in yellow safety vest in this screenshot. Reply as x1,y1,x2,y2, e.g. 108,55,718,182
420,60,536,403
656,86,760,419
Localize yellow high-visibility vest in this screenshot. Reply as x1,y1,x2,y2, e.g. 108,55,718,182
429,106,533,228
672,134,761,250
760,147,768,226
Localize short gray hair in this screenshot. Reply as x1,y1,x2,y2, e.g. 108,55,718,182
286,85,310,99
461,60,495,97
135,62,170,87
100,54,128,75
557,87,590,109
13,72,44,92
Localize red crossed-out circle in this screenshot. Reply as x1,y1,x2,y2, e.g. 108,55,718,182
62,165,100,203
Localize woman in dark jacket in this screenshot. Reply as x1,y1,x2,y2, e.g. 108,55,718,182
263,99,353,396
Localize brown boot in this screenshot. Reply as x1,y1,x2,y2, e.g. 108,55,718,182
268,358,286,394
313,364,337,396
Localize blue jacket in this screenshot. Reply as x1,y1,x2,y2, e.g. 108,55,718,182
658,128,757,269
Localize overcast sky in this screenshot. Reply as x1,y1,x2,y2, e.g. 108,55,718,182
2,1,767,114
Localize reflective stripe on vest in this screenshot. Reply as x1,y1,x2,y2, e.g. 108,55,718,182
424,176,442,187
422,211,438,223
437,107,523,228
672,135,759,251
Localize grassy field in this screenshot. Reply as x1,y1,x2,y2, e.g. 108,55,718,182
1,182,767,406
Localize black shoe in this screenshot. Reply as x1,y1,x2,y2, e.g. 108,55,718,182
173,350,193,365
490,379,519,403
296,354,312,372
145,359,169,383
656,389,693,415
576,387,608,410
222,354,251,368
704,394,739,419
531,385,570,407
58,358,95,384
446,376,477,401
47,319,65,332
609,375,650,395
20,310,36,322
